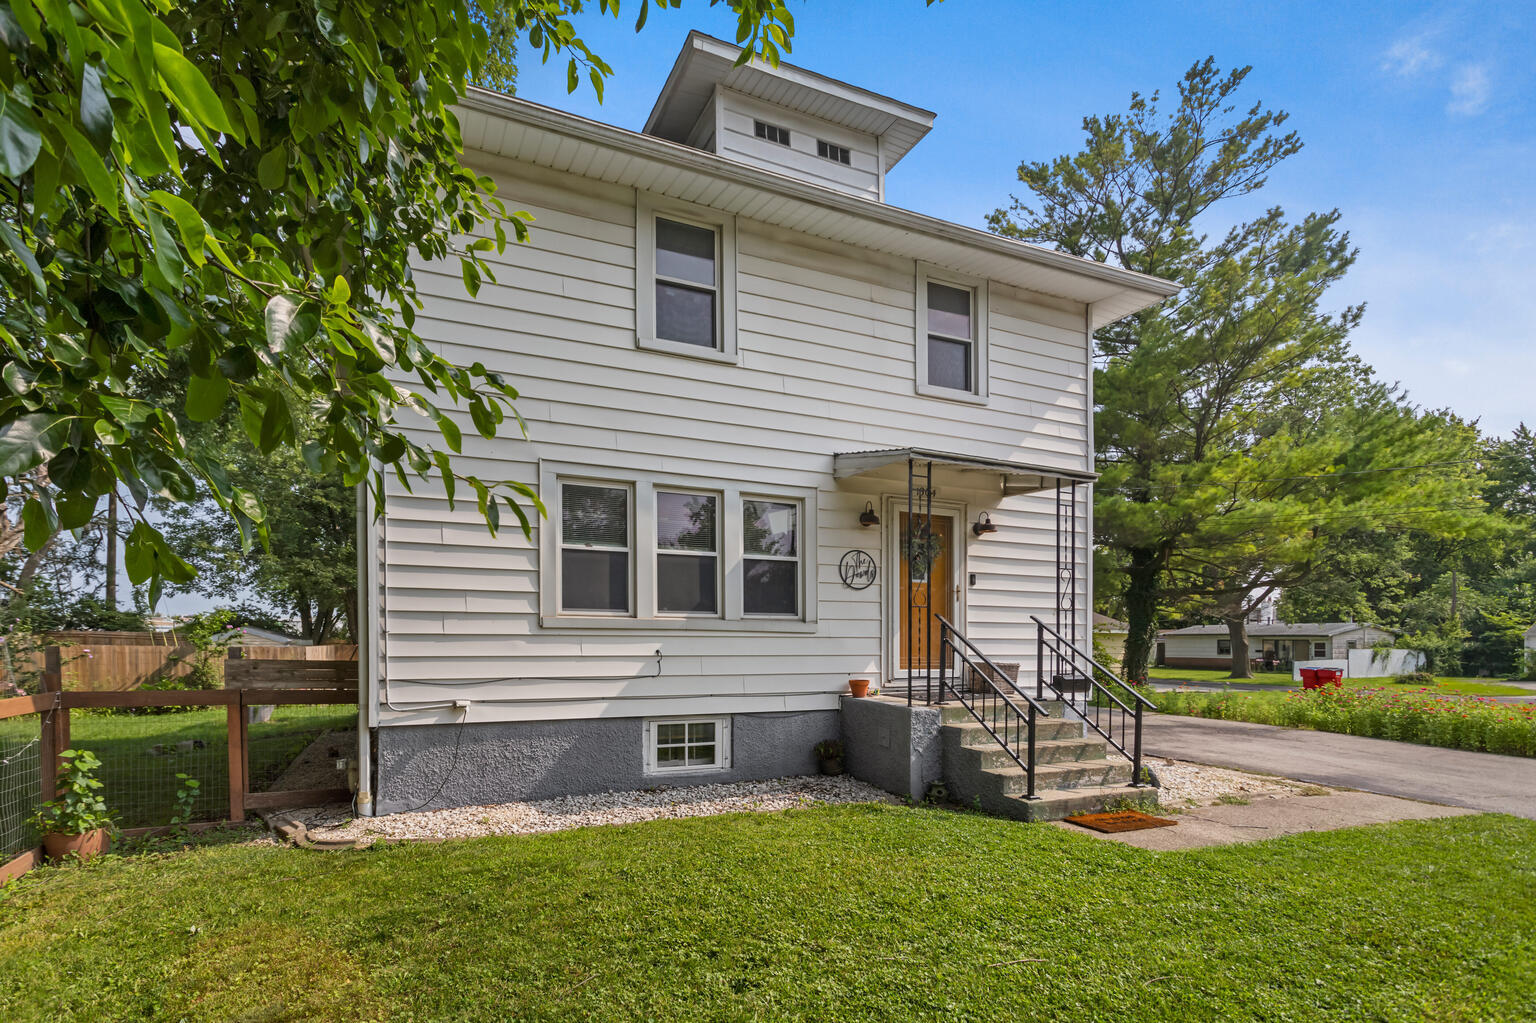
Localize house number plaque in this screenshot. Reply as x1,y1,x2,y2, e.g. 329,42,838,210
839,550,877,590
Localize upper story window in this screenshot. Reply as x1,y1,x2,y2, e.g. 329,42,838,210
743,499,800,617
637,194,738,363
816,139,851,165
657,490,719,615
914,264,990,404
753,119,791,146
654,217,719,349
560,482,631,614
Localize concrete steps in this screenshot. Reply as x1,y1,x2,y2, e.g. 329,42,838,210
938,699,1150,822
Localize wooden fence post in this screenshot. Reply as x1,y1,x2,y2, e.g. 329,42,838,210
40,648,66,801
226,694,247,823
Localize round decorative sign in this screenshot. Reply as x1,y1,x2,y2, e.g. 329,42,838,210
839,550,877,591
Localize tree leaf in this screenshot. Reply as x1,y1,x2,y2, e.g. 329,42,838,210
0,220,45,291
185,371,228,421
0,413,70,477
152,42,239,138
79,63,113,147
0,85,41,176
21,495,57,551
257,145,286,189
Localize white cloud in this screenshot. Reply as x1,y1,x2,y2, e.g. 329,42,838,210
1382,32,1442,77
1447,63,1492,115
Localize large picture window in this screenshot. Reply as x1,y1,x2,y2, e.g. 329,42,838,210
560,482,631,613
743,499,800,616
657,490,719,614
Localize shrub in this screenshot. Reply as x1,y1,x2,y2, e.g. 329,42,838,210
29,749,114,836
1154,688,1536,757
1394,671,1437,685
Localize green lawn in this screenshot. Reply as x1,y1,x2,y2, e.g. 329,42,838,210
1149,667,1530,696
64,705,355,828
2,807,1534,1021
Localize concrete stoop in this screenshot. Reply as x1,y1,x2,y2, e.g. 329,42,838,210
939,703,1149,822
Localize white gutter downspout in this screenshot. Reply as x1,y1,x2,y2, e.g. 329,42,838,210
355,481,380,816
1083,302,1096,655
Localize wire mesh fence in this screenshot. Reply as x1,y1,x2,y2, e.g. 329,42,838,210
0,712,43,858
69,708,231,828
247,705,355,794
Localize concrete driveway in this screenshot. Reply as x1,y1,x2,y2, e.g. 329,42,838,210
1142,714,1536,820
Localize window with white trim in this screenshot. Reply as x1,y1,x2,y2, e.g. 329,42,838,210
636,196,737,362
1313,641,1328,658
743,499,800,616
559,482,631,614
816,139,851,165
646,717,731,773
753,120,790,146
656,490,719,615
654,217,719,349
915,265,989,402
926,281,976,392
1217,638,1232,656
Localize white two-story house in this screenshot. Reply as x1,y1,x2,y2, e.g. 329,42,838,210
354,32,1178,817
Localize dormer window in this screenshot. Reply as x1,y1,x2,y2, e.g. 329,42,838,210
816,140,850,165
753,120,790,146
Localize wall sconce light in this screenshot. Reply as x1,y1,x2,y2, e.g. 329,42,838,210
859,501,881,528
971,512,997,537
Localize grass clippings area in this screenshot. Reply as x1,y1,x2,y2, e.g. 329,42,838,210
65,705,355,828
1155,687,1536,757
1149,668,1530,696
2,806,1535,1021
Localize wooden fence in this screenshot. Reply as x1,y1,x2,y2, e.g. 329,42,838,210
4,642,357,693
0,666,356,884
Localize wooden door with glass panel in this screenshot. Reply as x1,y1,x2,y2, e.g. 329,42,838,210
899,511,955,669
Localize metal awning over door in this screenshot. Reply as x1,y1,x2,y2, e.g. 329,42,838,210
832,448,1096,495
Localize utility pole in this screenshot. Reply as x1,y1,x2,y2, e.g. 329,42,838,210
105,490,118,610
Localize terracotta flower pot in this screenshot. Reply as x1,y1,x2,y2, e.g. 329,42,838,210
848,679,871,698
819,757,844,776
43,827,111,864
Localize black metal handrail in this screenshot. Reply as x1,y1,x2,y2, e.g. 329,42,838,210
1030,616,1148,786
936,614,1049,799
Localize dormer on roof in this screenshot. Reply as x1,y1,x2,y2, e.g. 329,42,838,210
643,31,935,202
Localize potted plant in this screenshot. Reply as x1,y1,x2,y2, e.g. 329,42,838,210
848,677,872,698
814,739,845,776
31,748,114,863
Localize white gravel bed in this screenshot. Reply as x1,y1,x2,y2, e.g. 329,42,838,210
290,774,895,846
1150,757,1330,806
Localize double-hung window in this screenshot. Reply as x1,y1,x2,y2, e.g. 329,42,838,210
637,196,737,362
559,482,631,614
915,266,989,402
654,217,719,349
1313,641,1328,658
657,490,719,615
742,499,800,616
1217,638,1232,656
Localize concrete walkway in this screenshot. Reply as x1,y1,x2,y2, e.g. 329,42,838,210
1056,791,1478,850
1141,713,1536,820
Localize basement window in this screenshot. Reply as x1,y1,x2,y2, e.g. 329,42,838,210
753,119,790,146
646,717,731,773
816,139,851,165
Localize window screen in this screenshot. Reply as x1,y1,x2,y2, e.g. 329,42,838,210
743,500,799,616
753,120,790,145
816,139,851,165
926,281,975,392
655,218,718,348
560,483,630,613
657,491,718,614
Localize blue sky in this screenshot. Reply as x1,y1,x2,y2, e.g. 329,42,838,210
511,0,1535,438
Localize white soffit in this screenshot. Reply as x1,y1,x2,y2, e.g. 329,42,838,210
456,92,1181,327
643,31,936,168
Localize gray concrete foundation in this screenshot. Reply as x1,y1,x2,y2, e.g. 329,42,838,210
839,695,941,799
374,710,840,814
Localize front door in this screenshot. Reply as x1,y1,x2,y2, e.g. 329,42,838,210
898,511,956,669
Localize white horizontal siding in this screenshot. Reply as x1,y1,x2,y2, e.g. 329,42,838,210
376,158,1091,725
715,90,881,200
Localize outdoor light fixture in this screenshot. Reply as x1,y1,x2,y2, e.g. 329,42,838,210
859,501,881,527
971,512,997,537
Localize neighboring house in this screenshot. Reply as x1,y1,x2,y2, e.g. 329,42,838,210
1157,622,1397,670
215,626,308,647
1093,613,1130,668
354,33,1179,815
1524,622,1536,670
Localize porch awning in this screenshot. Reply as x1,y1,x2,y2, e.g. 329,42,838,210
832,448,1096,496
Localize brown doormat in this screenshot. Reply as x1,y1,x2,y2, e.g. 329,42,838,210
1066,810,1178,833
